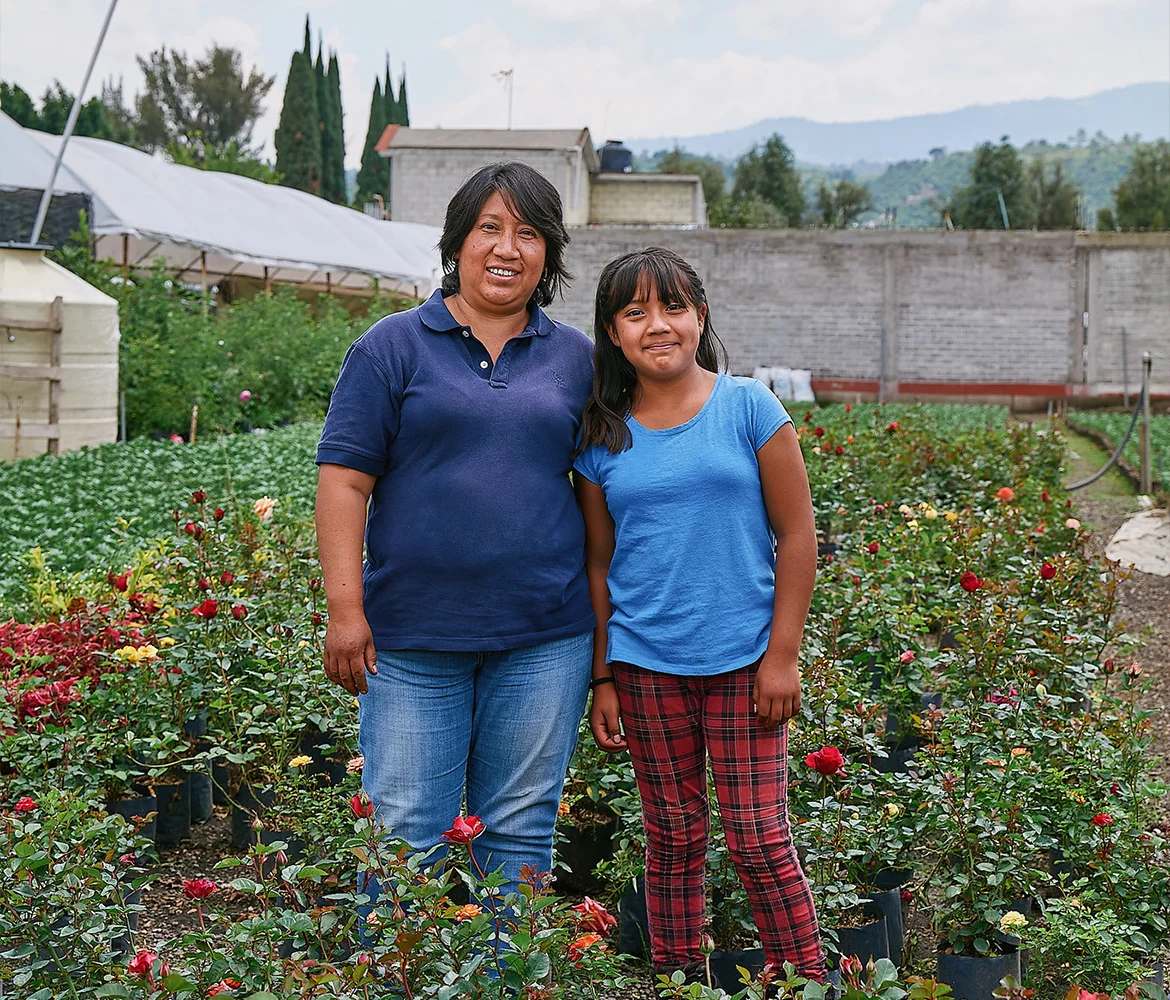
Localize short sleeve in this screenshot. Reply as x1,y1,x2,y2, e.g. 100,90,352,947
573,443,603,485
746,378,792,451
315,339,401,476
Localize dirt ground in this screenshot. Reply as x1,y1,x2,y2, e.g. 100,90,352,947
130,426,1169,995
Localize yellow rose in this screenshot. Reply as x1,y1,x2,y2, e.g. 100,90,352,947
158,637,176,648
944,511,959,522
289,755,313,768
998,910,1028,932
885,803,901,818
924,508,938,520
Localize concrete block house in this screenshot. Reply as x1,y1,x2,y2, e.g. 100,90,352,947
374,126,706,229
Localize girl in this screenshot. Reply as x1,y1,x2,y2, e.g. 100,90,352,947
573,247,825,984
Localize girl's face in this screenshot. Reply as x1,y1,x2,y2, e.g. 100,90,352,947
608,281,707,383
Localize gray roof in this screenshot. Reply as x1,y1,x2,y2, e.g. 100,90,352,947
385,127,598,170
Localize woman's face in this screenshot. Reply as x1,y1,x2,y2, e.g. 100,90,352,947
455,191,546,314
608,282,707,383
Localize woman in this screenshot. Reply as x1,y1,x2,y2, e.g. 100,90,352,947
315,162,595,891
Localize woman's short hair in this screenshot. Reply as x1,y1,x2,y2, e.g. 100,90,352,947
438,161,572,308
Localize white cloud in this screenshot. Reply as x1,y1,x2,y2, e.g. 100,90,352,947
732,0,898,40
510,0,682,21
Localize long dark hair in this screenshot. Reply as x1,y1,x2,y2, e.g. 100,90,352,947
580,247,727,455
438,161,572,308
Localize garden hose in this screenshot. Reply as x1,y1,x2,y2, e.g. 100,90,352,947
1065,387,1145,491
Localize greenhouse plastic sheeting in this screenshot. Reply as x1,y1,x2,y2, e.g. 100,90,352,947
1,113,442,293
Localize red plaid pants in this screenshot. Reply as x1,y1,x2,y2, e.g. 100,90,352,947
613,660,825,978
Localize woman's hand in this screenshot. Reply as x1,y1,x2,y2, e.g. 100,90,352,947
590,683,627,753
753,654,801,729
324,613,378,695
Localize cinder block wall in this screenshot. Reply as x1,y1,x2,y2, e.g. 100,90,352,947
589,176,702,226
556,229,1170,398
388,148,590,227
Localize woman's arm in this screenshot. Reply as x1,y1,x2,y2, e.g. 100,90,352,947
316,463,378,695
755,423,818,728
574,475,626,752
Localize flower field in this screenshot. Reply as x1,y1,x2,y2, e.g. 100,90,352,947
2,405,1169,999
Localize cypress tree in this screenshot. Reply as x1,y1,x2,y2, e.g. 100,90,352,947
315,36,342,203
384,58,397,127
397,66,409,126
354,77,385,205
274,22,322,196
325,52,346,203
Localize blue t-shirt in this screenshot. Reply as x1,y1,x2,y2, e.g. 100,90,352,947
316,290,596,651
573,374,791,676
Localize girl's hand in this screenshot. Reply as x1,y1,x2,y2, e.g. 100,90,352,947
590,684,627,753
753,655,801,729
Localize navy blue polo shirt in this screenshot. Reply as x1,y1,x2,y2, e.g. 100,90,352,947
316,289,596,651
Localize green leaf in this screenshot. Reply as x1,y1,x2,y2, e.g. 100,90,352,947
95,987,133,998
161,975,198,992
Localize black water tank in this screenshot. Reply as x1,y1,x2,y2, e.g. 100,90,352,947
599,139,633,173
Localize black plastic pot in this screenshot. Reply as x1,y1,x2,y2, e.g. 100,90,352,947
871,745,917,775
1141,959,1165,988
109,887,142,955
106,791,157,845
154,776,191,848
617,877,648,958
211,760,235,807
259,829,307,875
553,812,617,894
864,887,904,969
182,709,208,739
188,739,213,824
711,948,766,993
870,867,913,892
833,913,889,966
231,782,275,848
936,948,1021,1000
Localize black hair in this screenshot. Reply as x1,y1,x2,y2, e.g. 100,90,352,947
438,161,572,309
580,246,727,455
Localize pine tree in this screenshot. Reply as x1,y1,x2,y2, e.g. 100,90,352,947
314,35,343,203
325,52,346,203
274,18,322,196
397,66,410,126
384,58,397,126
355,77,386,205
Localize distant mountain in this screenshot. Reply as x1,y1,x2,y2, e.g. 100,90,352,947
627,83,1169,167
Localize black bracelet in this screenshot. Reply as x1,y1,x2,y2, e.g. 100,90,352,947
590,676,615,690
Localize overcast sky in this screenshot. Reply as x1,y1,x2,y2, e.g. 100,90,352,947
2,0,1168,169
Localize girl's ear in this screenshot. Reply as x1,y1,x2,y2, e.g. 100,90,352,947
606,322,621,347
697,303,708,329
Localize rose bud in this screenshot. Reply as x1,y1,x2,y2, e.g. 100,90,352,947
231,604,247,621
312,612,323,625
197,577,211,591
213,508,225,521
220,571,234,586
191,490,208,504
184,522,196,535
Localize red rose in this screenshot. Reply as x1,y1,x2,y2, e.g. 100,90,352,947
14,796,37,813
572,896,617,935
231,604,247,621
803,411,812,423
120,852,136,865
851,575,861,585
197,577,211,591
887,422,899,432
568,932,605,964
835,444,845,455
1040,562,1056,580
184,522,196,535
350,793,374,819
866,541,880,554
1041,491,1050,501
900,888,912,902
443,814,486,844
183,877,217,899
960,572,982,593
844,403,852,412
207,980,241,997
840,955,863,975
311,612,323,625
113,573,129,592
214,508,226,521
309,577,322,591
220,571,235,586
813,427,825,437
996,486,1015,502
172,509,181,522
127,950,169,982
191,489,208,504
804,746,845,776
1091,813,1113,828
191,599,218,619
129,593,160,616
899,650,915,664
192,524,204,540
1103,658,1115,674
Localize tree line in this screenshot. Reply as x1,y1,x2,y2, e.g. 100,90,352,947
656,134,1170,231
0,17,409,208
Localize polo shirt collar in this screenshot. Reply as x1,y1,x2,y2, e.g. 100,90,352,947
419,288,554,338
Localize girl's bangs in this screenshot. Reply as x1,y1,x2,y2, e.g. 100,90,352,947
604,253,700,318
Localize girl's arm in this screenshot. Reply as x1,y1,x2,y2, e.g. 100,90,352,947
756,423,818,728
316,463,378,695
574,475,627,753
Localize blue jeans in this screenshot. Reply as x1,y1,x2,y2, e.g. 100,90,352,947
358,631,592,893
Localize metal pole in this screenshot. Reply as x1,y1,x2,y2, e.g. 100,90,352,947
119,389,126,442
1140,352,1152,495
28,0,119,247
1122,325,1129,408
996,188,1010,230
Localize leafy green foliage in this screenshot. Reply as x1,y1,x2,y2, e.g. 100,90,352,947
1115,141,1170,230
731,134,806,227
1028,160,1082,229
657,147,728,211
816,178,875,228
320,51,347,204
1066,411,1170,490
947,138,1039,230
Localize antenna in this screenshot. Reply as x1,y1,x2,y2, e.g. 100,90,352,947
492,69,514,130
